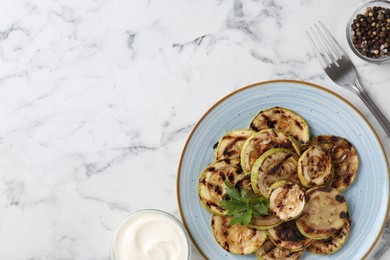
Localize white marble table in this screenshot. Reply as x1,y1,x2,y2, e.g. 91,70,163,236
1,0,389,259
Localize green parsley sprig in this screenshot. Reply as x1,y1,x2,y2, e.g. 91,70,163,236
220,181,269,226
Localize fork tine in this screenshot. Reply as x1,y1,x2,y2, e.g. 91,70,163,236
311,25,338,66
314,23,342,66
306,28,330,68
318,21,345,59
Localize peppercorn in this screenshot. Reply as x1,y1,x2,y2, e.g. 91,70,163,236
351,5,390,59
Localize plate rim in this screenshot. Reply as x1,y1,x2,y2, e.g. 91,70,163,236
176,79,390,259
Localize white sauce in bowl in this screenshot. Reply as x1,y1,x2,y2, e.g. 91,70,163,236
112,210,190,260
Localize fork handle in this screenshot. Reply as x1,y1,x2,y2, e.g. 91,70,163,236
349,79,390,137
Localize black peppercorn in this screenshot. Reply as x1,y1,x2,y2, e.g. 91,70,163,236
351,5,390,58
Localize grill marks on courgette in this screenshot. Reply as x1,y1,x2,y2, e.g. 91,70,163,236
215,129,254,160
241,129,301,175
311,135,359,191
296,187,348,240
251,148,300,197
298,145,333,188
198,159,244,215
250,107,310,144
269,182,305,221
211,215,267,255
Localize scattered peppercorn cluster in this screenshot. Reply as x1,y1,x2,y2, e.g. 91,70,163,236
351,6,390,59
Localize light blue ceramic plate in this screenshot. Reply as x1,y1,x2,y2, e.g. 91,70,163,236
177,80,389,259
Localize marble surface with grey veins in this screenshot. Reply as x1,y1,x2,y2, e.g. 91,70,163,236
0,0,390,259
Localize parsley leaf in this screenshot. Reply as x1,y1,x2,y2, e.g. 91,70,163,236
221,181,269,226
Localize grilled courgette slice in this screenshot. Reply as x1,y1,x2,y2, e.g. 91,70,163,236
268,220,312,252
230,175,283,230
251,148,300,197
297,145,333,188
250,107,310,144
211,215,267,255
241,129,301,175
307,214,351,255
269,182,305,221
255,239,304,260
215,129,254,160
249,215,283,230
198,159,244,215
310,135,359,191
296,186,348,240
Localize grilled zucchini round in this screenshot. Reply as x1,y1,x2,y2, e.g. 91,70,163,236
255,239,304,260
297,145,333,188
296,186,348,240
211,215,267,255
198,158,244,215
215,129,254,160
269,182,305,221
251,148,300,197
307,214,351,255
249,215,283,230
268,220,312,251
241,129,301,175
249,106,310,144
310,135,359,191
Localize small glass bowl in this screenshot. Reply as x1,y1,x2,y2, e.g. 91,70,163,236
111,209,191,260
346,0,390,64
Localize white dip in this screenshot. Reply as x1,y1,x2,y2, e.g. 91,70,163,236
113,210,189,260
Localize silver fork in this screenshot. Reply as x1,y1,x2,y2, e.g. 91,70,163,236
307,21,390,137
